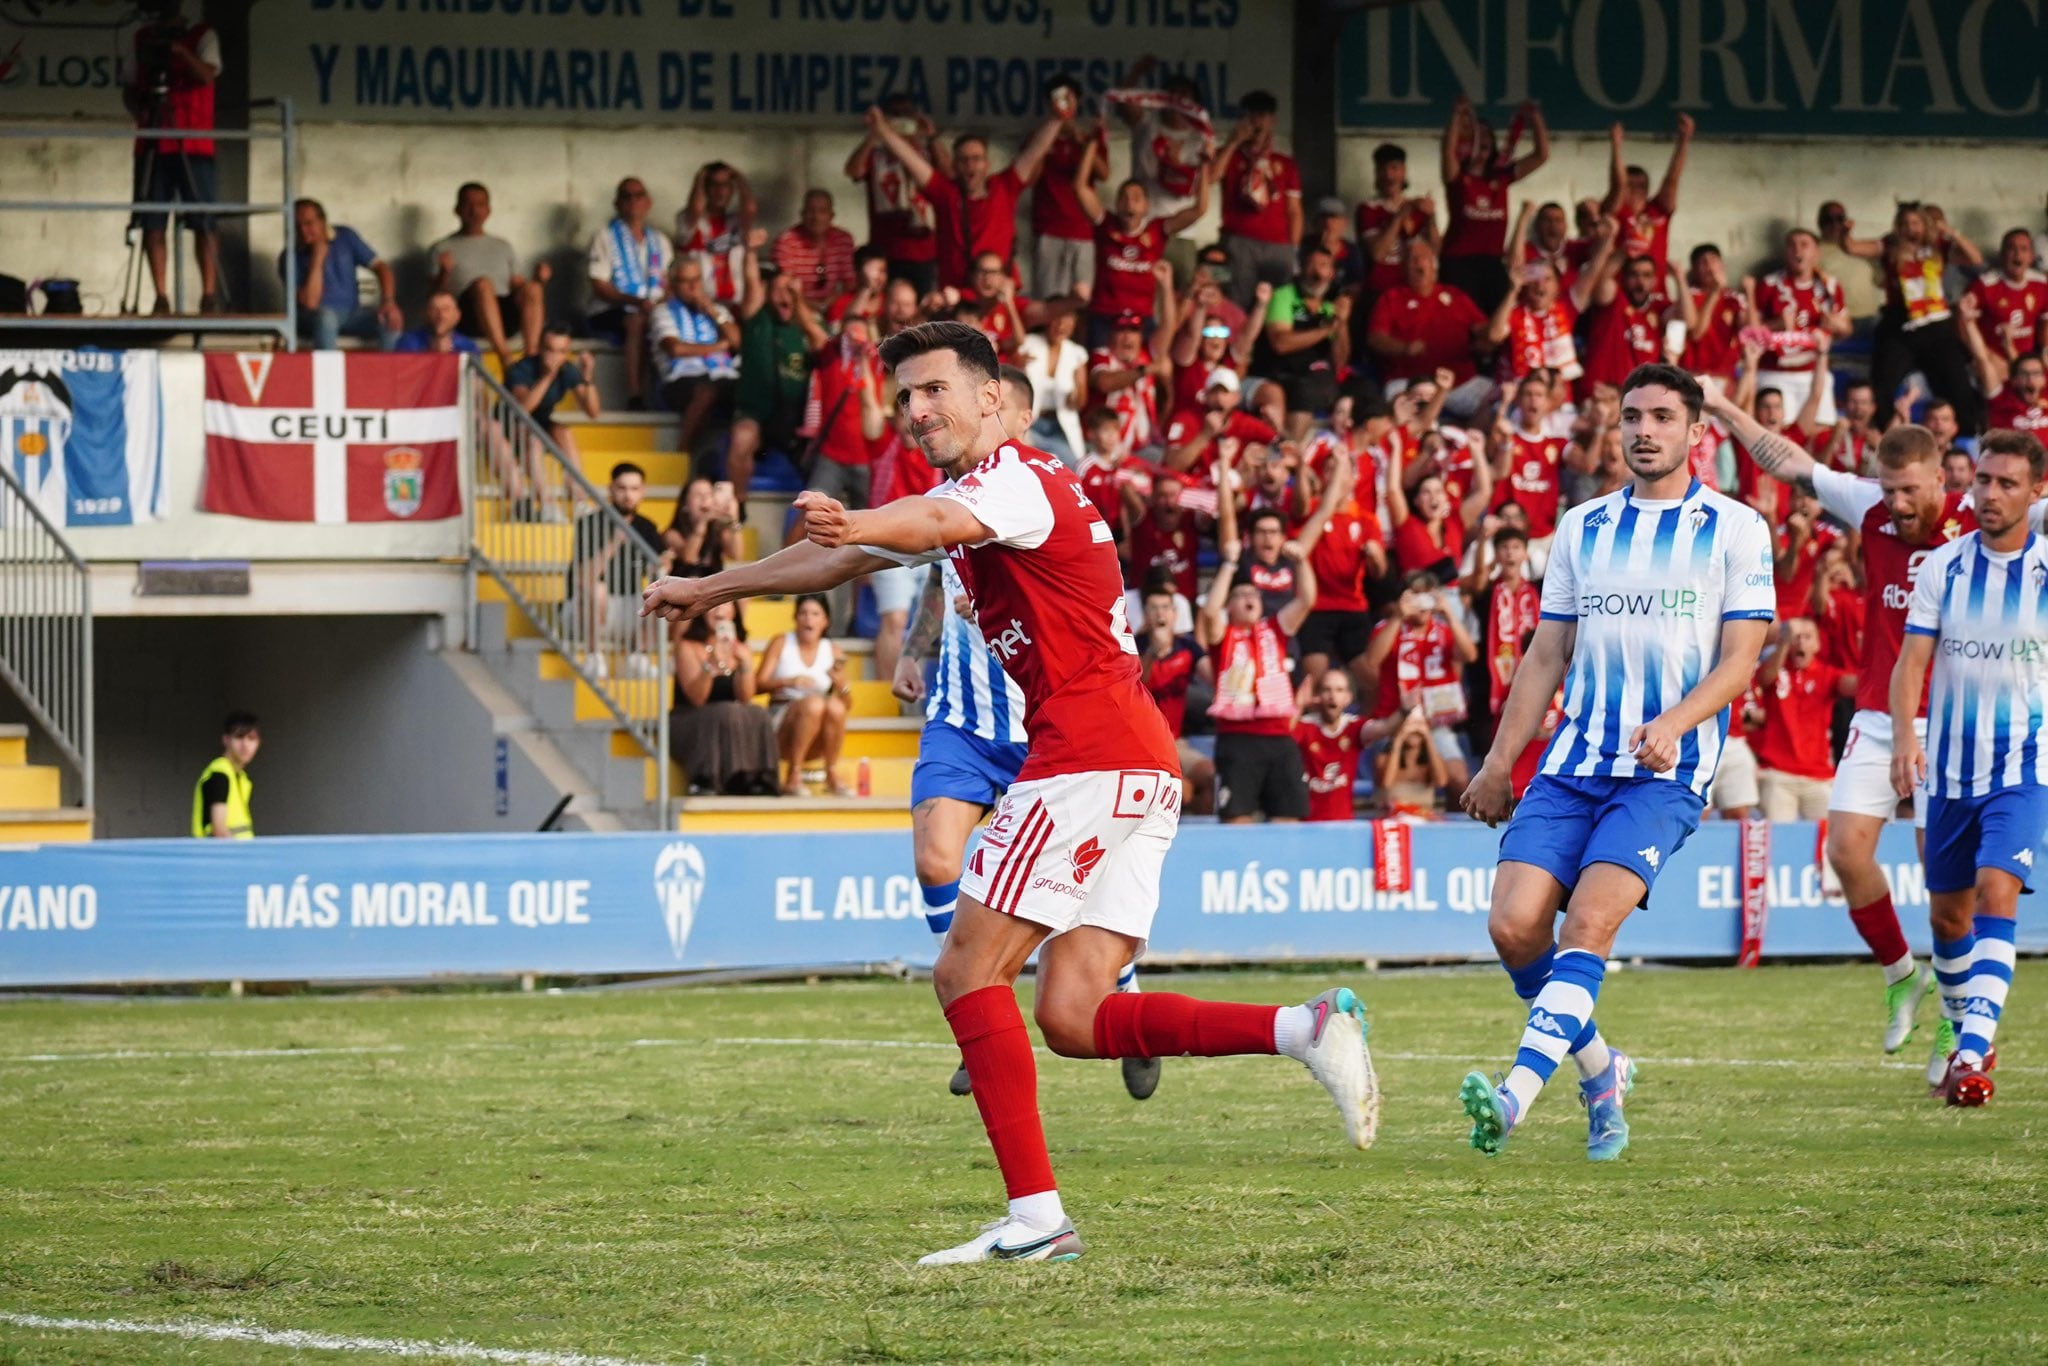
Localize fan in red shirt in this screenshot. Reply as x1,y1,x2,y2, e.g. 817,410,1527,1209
1087,313,1165,456
863,105,1063,291
1772,487,1837,620
1295,669,1372,822
1601,113,1692,277
1488,211,1616,384
1354,142,1439,297
1073,137,1210,336
1581,253,1672,394
959,251,1036,359
646,320,1381,1264
1216,91,1303,306
1810,381,1881,475
1281,445,1388,682
1436,94,1550,313
1965,228,2048,367
1200,520,1320,823
1488,373,1566,538
1123,475,1202,600
1136,581,1217,813
1362,571,1479,787
1163,369,1279,491
1751,618,1856,821
1985,353,2048,435
1169,282,1258,412
1387,423,1491,579
1074,406,1149,532
846,96,941,290
1365,241,1489,384
1465,524,1540,739
1518,201,1591,292
1030,88,1107,299
1676,244,1748,379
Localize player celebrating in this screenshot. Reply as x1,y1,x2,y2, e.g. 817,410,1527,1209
645,322,1377,1263
1459,363,1773,1158
1890,430,2048,1107
1703,381,1984,1061
892,367,1160,1104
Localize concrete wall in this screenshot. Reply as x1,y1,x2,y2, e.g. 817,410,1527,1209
88,614,560,838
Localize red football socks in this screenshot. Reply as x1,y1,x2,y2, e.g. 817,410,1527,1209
944,985,1057,1200
1092,991,1280,1059
1848,895,1911,967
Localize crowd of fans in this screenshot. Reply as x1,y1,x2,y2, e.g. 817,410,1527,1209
284,78,2048,810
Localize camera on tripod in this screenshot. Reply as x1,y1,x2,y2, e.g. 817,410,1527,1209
133,0,187,101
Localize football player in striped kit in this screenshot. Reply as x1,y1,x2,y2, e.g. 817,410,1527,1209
1459,363,1775,1159
890,365,1160,1102
1891,429,2048,1107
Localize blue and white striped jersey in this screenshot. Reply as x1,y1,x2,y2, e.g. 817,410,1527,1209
1538,480,1777,797
1905,530,2048,798
926,558,1030,745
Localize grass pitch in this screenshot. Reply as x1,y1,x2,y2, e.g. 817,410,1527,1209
4,964,2047,1363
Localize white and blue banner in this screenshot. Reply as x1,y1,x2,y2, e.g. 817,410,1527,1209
0,349,166,528
2,823,2036,988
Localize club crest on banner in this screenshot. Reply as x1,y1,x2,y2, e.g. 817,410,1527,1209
383,447,424,517
652,841,706,961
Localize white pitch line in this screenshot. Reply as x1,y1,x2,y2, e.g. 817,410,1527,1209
5,1034,2042,1076
0,1311,683,1365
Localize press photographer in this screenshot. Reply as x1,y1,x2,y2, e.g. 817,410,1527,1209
122,0,224,314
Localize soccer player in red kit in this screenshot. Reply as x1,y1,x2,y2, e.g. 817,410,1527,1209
643,322,1378,1263
1705,381,2043,1069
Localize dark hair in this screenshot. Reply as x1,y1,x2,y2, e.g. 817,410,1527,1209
793,593,833,630
1240,90,1278,116
1625,163,1648,180
1400,570,1441,595
542,322,574,343
880,320,1000,385
1229,568,1261,593
1372,142,1406,167
293,197,326,219
1619,363,1705,422
1492,526,1529,550
456,181,487,200
222,711,259,736
1083,404,1120,431
1247,507,1286,534
1755,386,1783,406
610,461,645,482
1142,582,1178,603
998,364,1034,408
1978,428,2048,479
951,132,988,158
1688,243,1722,266
1045,73,1081,99
854,244,887,271
2001,227,2035,254
681,609,747,645
1141,564,1179,597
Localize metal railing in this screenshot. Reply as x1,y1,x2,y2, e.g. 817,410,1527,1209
0,100,298,345
464,359,669,824
0,460,93,817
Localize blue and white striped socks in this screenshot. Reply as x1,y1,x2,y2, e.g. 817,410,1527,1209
1957,916,2016,1064
1504,949,1607,1114
1933,929,1977,1042
921,878,959,949
1505,948,1611,1082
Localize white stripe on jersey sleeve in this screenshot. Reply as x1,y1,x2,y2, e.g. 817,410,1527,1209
1811,464,1883,528
1538,502,1584,619
1719,504,1779,619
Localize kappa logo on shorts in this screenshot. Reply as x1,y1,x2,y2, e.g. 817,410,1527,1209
1638,845,1661,870
1071,837,1105,885
2018,848,2036,869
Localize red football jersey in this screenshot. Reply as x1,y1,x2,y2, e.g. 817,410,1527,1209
1987,386,2048,435
1373,619,1465,724
1162,407,1279,487
1355,198,1420,293
1500,300,1581,382
1682,287,1747,378
922,442,1179,780
1616,200,1671,274
1219,146,1299,244
1442,170,1514,259
1088,346,1159,455
1757,271,1844,370
1076,452,1150,529
1582,293,1668,390
1295,714,1367,821
1968,270,2048,356
1033,126,1107,242
1493,430,1564,537
1752,659,1845,779
1127,514,1199,599
924,167,1024,291
1813,468,1975,717
1091,217,1169,320
1297,500,1382,614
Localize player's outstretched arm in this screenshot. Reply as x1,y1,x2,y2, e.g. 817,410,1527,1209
1627,618,1770,773
1459,616,1575,825
801,490,995,558
1701,373,1816,493
1888,630,1935,797
641,538,893,623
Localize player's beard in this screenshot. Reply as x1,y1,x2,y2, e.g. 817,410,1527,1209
1625,440,1688,482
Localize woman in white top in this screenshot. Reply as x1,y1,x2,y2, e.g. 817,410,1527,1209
757,593,852,795
1016,308,1089,462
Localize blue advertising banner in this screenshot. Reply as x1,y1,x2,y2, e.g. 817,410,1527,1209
1340,0,2048,140
0,822,2034,987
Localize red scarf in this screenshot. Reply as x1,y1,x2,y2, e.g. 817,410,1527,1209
1487,576,1540,714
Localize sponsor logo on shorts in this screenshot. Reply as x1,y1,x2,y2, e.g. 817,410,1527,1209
1071,837,1104,884
1028,875,1084,899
